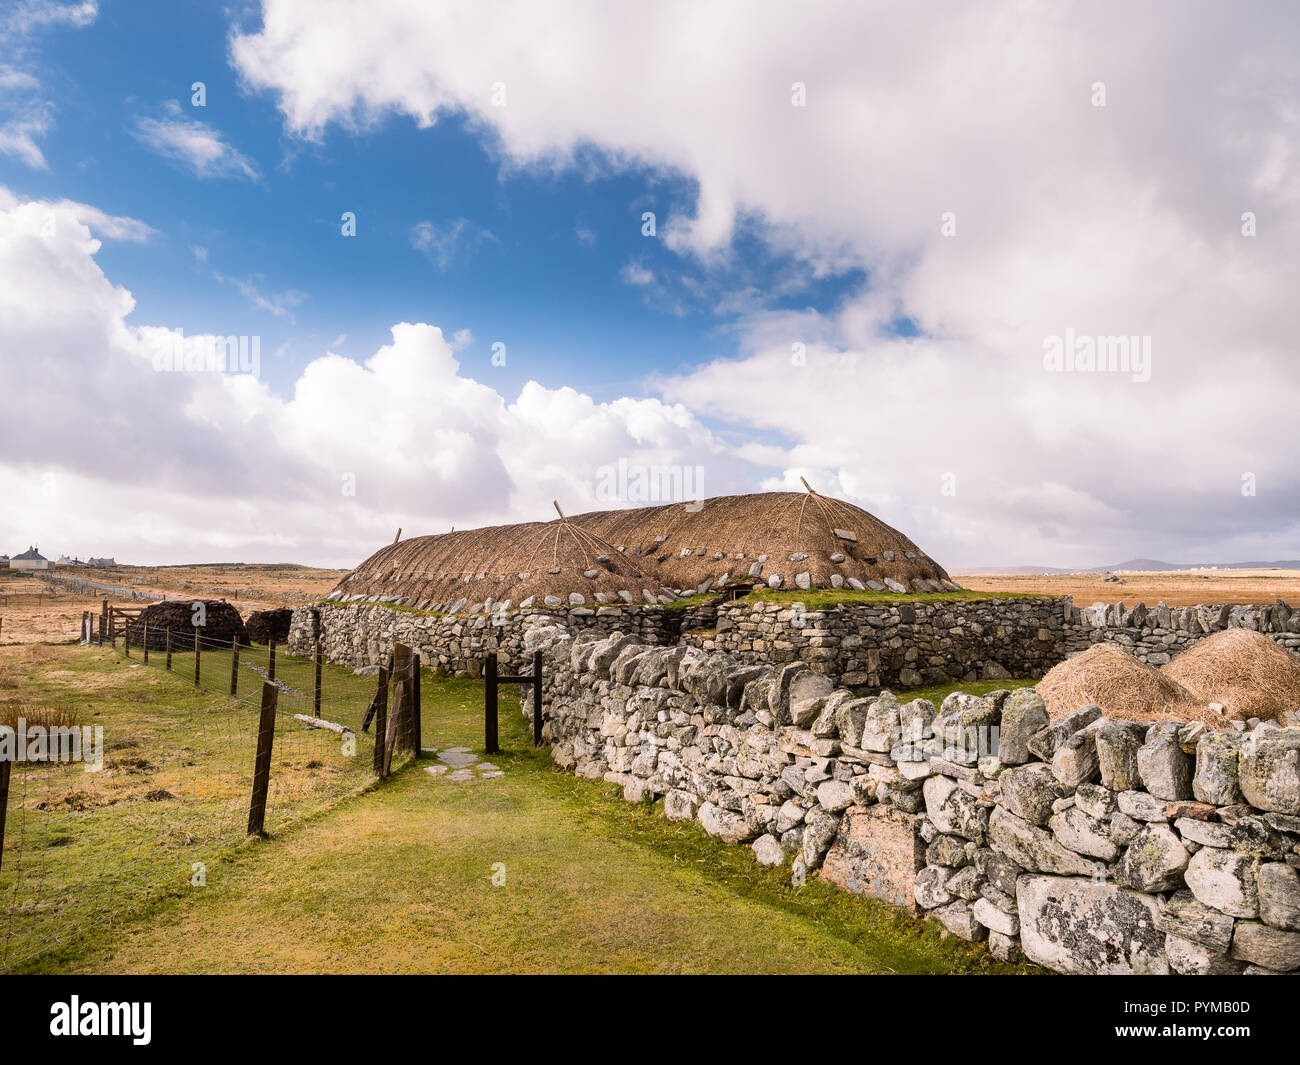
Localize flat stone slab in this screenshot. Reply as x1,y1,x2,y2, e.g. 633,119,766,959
821,805,924,913
1017,874,1169,974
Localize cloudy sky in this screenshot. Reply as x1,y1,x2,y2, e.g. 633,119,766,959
0,0,1296,569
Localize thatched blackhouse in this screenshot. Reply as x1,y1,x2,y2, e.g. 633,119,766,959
327,489,957,611
127,600,248,651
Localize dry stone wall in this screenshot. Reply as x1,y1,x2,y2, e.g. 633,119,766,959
292,594,1300,688
288,601,677,674
701,596,1300,687
522,624,1300,975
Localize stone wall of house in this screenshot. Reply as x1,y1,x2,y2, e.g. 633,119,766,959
287,601,681,675
520,623,1300,975
291,594,1300,688
695,596,1300,687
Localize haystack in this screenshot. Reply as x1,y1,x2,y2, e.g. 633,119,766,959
1036,643,1215,724
126,600,248,651
1162,629,1300,723
245,608,293,645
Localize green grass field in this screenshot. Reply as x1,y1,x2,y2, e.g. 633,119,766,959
3,644,1036,974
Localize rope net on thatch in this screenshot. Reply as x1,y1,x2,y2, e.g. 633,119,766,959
1161,628,1300,723
573,491,952,593
329,491,955,608
329,517,658,610
125,600,249,651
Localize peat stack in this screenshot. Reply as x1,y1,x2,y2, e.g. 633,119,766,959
245,608,293,645
126,599,248,651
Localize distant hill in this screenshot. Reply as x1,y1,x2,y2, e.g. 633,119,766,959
958,559,1300,575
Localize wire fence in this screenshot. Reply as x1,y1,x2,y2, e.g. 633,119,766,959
0,623,422,971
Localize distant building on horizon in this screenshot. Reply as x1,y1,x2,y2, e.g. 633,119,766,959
87,557,116,567
10,546,50,571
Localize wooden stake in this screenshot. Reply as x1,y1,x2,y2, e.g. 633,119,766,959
485,652,499,754
142,623,149,665
193,629,201,687
312,610,322,719
165,628,172,669
268,640,276,682
0,756,11,873
533,650,544,747
371,665,389,775
230,635,240,696
246,681,279,836
412,652,422,753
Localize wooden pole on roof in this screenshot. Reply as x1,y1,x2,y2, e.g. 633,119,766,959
800,476,816,494
553,500,565,520
393,528,402,544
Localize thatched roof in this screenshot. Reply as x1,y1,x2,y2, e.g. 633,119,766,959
329,490,955,612
571,491,952,594
330,518,658,610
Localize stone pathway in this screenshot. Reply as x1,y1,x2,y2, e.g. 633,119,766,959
423,747,505,782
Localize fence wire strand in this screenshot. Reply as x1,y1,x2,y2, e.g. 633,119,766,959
0,622,417,971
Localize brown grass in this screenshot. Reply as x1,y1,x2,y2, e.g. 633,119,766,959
1162,629,1300,723
1037,644,1221,724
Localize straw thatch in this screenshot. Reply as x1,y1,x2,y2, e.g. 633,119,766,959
330,518,659,610
126,600,248,651
1162,629,1300,723
1036,644,1219,725
245,608,293,645
329,490,955,610
572,491,952,593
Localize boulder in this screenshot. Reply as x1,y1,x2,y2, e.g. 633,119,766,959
1016,875,1169,974
1258,862,1300,931
931,900,986,942
1157,890,1236,953
1137,723,1193,801
922,774,989,842
1118,823,1190,892
988,808,1097,877
1027,705,1102,762
1050,805,1120,861
1096,721,1144,791
699,801,758,844
1193,730,1244,806
788,670,835,728
997,689,1049,766
815,778,854,813
1229,921,1300,972
752,833,785,866
1184,847,1260,918
1239,730,1300,814
999,764,1062,827
1165,934,1245,975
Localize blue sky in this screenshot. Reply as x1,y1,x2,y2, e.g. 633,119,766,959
0,1,1296,568
0,0,861,406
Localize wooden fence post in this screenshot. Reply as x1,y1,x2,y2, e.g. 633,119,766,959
389,643,412,762
268,641,277,682
142,623,149,665
0,755,11,873
123,613,130,657
412,652,422,753
193,629,201,687
312,610,322,719
230,635,240,696
246,681,279,836
485,652,499,755
165,628,172,669
533,649,544,747
371,664,389,776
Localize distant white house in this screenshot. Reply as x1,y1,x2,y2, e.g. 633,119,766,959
9,546,50,571
87,557,116,567
57,555,88,567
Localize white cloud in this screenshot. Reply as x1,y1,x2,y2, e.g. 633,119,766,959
620,261,654,286
409,218,498,270
226,0,1300,567
0,105,52,168
130,102,261,181
0,189,746,566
